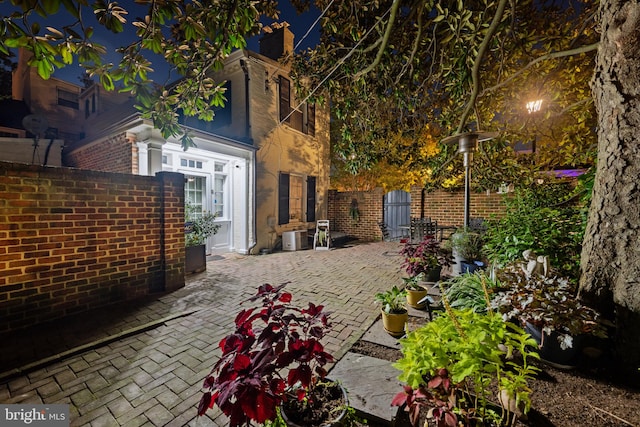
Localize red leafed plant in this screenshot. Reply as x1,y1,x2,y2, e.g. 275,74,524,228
198,283,334,426
392,369,459,427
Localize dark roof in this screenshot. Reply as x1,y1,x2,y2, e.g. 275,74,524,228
0,99,31,130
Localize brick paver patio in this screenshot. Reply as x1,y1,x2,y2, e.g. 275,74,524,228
0,241,404,426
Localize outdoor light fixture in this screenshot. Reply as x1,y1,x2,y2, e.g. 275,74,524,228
526,99,543,114
442,131,498,229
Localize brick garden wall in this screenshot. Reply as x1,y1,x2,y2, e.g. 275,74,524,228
329,187,510,241
0,162,185,333
410,187,509,227
328,189,385,241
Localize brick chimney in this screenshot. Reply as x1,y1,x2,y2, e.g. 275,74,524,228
259,22,294,60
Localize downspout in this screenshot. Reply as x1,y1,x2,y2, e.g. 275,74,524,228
240,59,251,141
240,58,258,254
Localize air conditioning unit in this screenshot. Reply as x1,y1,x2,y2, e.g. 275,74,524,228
282,230,309,251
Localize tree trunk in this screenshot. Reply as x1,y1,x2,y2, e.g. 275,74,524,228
580,0,640,382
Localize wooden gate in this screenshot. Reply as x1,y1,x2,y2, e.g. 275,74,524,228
383,190,411,241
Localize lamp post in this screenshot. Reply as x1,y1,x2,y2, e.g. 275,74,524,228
442,131,498,229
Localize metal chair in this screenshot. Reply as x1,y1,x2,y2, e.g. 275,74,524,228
410,218,437,243
313,220,331,250
378,221,390,241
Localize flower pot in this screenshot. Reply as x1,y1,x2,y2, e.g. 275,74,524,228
381,309,408,337
426,266,442,282
460,260,485,274
281,381,348,427
405,286,429,309
185,244,206,274
525,322,584,368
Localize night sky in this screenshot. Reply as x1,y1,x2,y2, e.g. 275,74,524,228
0,1,320,85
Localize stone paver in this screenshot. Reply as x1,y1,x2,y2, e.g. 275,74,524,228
0,241,405,426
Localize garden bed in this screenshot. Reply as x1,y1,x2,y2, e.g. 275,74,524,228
351,340,640,427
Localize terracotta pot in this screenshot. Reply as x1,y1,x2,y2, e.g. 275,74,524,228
405,286,428,309
381,309,408,337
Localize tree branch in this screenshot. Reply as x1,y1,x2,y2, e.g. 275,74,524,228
457,0,509,134
354,0,401,78
479,43,599,97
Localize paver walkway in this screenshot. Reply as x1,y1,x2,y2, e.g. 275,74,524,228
0,241,405,426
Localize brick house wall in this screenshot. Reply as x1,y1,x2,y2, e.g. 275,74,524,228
329,187,510,241
0,162,185,333
64,132,137,174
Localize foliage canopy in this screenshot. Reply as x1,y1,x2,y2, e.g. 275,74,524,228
1,0,279,149
291,0,599,190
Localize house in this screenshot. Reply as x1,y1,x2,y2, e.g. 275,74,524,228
6,23,330,255
0,50,72,166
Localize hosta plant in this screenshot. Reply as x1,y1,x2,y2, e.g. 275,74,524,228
198,283,334,426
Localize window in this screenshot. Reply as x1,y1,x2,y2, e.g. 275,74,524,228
57,88,79,109
213,175,225,217
289,175,303,221
278,173,317,225
180,158,203,169
213,162,227,217
278,76,315,135
185,176,205,213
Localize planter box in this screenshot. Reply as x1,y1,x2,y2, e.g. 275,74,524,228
185,244,206,274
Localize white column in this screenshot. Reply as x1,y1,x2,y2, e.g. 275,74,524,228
136,142,149,176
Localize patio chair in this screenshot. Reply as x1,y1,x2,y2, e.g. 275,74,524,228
313,220,331,250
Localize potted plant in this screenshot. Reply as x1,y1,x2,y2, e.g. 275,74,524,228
450,229,486,274
374,285,408,337
400,235,453,282
185,202,220,274
491,263,607,366
392,305,540,427
402,274,431,309
198,283,347,427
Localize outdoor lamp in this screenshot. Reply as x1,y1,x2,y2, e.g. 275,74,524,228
526,99,543,114
442,131,498,229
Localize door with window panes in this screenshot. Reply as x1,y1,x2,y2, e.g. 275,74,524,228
184,162,229,252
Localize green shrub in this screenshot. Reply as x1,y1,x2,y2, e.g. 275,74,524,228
442,271,498,314
483,184,584,277
392,307,539,427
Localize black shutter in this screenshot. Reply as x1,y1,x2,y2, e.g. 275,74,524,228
306,176,316,222
279,76,291,123
306,103,315,136
278,173,290,225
